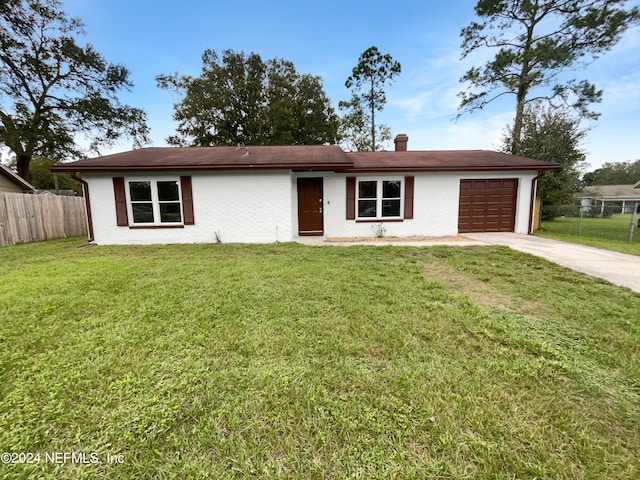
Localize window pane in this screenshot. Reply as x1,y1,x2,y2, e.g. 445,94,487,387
160,203,182,223
129,181,152,201
358,181,377,198
132,203,154,223
382,200,401,217
358,200,376,217
157,181,180,201
383,180,401,198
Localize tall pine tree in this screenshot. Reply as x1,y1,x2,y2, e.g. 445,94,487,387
459,0,639,154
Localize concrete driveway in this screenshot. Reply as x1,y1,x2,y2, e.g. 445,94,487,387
464,233,640,293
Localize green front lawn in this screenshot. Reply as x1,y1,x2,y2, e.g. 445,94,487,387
537,214,640,255
1,239,639,479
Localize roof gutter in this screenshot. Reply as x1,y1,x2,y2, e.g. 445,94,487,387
336,165,561,174
71,173,94,243
528,171,545,235
51,163,353,173
52,163,562,174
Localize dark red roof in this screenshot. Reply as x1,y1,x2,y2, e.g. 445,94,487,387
52,145,352,172
52,146,560,173
344,150,560,172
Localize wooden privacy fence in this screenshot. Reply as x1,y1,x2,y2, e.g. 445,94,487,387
0,192,88,246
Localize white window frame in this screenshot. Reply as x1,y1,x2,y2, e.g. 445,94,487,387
126,178,184,226
356,177,404,220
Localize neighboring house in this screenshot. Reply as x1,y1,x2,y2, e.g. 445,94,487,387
52,135,560,245
578,184,640,214
0,164,36,193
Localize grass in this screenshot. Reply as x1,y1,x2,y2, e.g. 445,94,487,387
1,238,639,479
537,214,640,255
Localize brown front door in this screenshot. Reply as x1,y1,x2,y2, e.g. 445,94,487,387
297,177,323,235
458,179,518,233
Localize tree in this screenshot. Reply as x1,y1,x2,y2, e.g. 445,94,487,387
344,46,401,151
337,95,392,152
459,0,640,154
156,49,339,146
502,103,587,205
583,159,640,185
0,0,150,182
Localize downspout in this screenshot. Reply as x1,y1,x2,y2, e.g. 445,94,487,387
72,173,95,243
528,171,544,234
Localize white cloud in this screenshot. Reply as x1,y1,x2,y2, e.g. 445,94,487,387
393,91,437,120
399,111,513,152
597,71,640,114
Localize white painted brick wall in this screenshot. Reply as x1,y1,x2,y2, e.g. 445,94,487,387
85,171,293,245
85,169,538,245
318,171,536,237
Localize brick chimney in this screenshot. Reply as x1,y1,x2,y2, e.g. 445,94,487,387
394,134,408,151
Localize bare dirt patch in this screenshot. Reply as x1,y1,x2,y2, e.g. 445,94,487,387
422,261,543,319
423,261,513,310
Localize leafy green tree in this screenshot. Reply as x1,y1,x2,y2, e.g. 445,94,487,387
583,160,640,185
0,0,150,182
29,158,82,194
156,49,339,146
344,46,401,151
459,0,639,154
338,95,392,152
502,103,587,205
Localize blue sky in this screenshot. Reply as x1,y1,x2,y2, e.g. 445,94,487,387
61,0,640,170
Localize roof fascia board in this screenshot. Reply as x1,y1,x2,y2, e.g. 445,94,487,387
52,163,352,173
54,164,561,174
335,165,561,174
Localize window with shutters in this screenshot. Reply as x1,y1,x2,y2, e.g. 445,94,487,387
127,179,183,225
356,178,403,220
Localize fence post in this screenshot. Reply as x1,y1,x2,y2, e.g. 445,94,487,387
629,203,639,243
578,208,584,236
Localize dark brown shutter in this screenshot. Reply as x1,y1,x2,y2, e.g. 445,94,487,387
346,177,356,220
404,176,414,219
180,176,195,225
112,177,129,226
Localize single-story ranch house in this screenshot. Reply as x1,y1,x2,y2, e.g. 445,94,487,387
52,135,560,245
577,183,640,214
0,163,36,193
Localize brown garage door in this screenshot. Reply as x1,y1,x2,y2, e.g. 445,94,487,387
458,179,518,233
